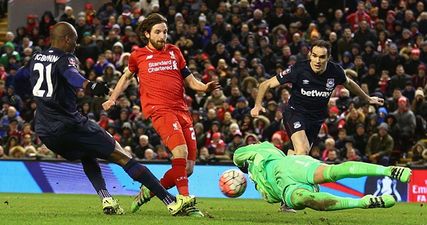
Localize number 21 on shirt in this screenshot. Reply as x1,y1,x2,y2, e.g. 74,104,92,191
33,63,53,98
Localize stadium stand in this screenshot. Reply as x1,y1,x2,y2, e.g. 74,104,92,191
0,0,426,168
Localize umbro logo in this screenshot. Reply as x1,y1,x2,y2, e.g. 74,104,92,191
303,79,309,85
146,55,153,60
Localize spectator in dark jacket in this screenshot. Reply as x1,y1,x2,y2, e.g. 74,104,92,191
366,122,394,166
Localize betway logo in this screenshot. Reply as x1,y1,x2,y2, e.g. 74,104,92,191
301,88,332,98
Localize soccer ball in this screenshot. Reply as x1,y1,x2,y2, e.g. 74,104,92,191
219,169,247,198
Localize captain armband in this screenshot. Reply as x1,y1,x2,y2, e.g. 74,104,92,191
181,66,192,78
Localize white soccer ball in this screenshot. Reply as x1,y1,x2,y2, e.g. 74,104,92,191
219,169,247,198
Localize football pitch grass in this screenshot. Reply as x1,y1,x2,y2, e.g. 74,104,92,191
0,193,425,225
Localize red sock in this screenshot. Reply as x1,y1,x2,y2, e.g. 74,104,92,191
171,158,189,196
152,158,189,196
160,170,176,190
148,167,176,198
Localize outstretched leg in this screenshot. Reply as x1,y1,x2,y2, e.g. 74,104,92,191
290,189,395,211
109,144,176,206
81,157,123,215
109,143,195,215
313,162,412,184
81,157,111,199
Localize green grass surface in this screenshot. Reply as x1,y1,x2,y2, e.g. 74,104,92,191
0,193,425,225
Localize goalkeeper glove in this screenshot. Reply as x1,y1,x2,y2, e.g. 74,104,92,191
238,161,249,174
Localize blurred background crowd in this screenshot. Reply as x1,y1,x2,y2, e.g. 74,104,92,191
0,0,426,167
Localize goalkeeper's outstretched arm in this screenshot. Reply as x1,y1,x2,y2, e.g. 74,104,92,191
233,146,259,173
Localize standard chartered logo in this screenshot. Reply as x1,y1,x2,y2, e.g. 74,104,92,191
300,88,332,98
147,60,178,73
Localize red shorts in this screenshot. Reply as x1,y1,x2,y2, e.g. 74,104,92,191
151,110,197,161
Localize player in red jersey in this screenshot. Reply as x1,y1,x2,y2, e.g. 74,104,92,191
103,13,219,217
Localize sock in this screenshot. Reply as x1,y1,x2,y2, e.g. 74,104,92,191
148,171,177,198
146,167,177,198
97,189,111,199
171,158,189,196
291,189,362,211
323,161,390,182
124,159,175,205
160,171,177,190
81,158,111,199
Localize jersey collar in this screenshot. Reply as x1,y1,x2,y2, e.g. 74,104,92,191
145,45,165,53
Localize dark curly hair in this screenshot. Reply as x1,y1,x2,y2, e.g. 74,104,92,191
136,13,167,46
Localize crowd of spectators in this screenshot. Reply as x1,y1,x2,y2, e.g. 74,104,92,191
0,0,426,167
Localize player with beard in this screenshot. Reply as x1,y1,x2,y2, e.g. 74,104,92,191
28,22,195,215
103,13,219,217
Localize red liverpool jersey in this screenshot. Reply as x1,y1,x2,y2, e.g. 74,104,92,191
128,44,188,117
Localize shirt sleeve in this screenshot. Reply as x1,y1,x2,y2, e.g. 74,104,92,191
59,54,80,72
276,65,297,85
57,54,86,88
128,51,138,73
175,47,187,70
63,67,86,88
336,65,348,85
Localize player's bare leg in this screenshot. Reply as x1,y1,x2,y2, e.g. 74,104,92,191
286,149,296,155
289,131,311,155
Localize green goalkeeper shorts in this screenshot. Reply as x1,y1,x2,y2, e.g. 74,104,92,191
278,155,322,209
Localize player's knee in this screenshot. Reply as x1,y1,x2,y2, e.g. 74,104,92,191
291,189,305,209
171,144,188,158
295,149,309,155
291,189,313,210
293,143,310,155
109,149,132,166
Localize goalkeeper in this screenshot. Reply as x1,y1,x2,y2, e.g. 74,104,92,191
233,142,412,211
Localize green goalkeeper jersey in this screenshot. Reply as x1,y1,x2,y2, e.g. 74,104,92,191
233,142,321,203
